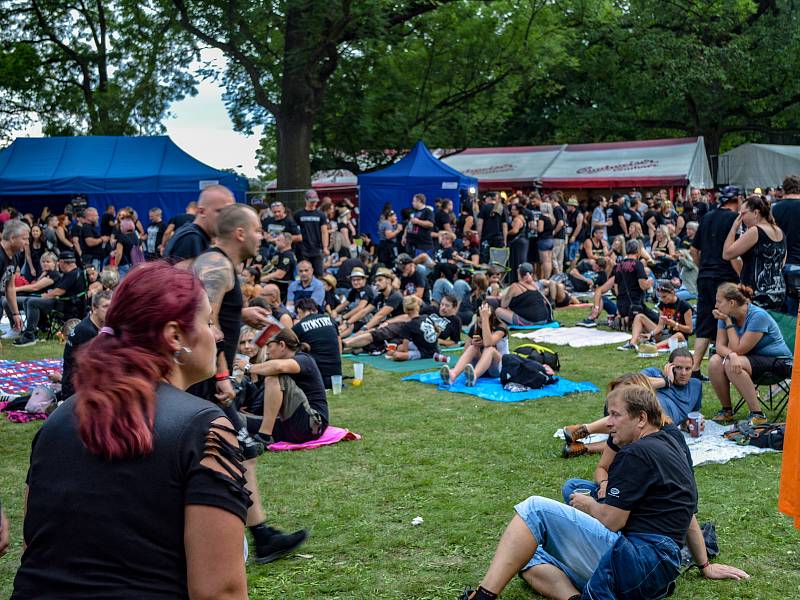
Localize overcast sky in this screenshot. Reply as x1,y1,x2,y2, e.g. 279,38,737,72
12,50,264,178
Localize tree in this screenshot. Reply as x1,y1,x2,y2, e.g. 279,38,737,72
501,0,800,158
0,0,197,138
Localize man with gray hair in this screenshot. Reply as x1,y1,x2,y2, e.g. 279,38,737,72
0,220,28,340
144,207,167,260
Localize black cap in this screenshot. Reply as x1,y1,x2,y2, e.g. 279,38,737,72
518,262,534,275
396,253,413,265
58,251,77,262
720,185,742,202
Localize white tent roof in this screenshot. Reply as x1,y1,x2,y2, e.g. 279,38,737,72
719,143,800,189
440,137,713,190
440,145,565,187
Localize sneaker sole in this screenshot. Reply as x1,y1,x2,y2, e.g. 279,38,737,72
439,366,450,386
465,365,475,387
13,340,37,347
253,532,309,564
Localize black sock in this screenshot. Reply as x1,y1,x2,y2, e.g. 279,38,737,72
249,523,273,545
473,587,498,600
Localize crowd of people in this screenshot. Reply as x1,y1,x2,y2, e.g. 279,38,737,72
1,175,797,599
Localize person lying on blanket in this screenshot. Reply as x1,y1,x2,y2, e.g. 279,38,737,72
243,328,329,445
560,349,702,458
441,302,508,386
458,382,748,600
343,295,459,360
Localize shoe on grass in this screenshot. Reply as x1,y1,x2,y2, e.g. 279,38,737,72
13,333,37,347
464,364,476,387
577,318,596,328
711,408,734,424
691,370,709,382
747,412,769,427
439,365,451,386
562,442,588,459
616,342,637,351
253,527,308,564
563,424,589,444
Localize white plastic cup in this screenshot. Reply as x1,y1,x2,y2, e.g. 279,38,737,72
331,375,343,395
353,362,364,383
573,488,592,496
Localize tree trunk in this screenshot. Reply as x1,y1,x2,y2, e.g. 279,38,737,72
703,128,723,186
276,110,313,210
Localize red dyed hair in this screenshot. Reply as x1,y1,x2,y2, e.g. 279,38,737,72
73,261,204,460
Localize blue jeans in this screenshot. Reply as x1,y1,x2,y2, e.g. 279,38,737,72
602,296,617,316
783,264,800,315
675,287,696,302
432,278,471,304
567,241,580,263
516,496,681,599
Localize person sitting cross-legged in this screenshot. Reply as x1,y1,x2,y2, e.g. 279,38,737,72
459,385,726,600
495,262,554,327
617,280,693,352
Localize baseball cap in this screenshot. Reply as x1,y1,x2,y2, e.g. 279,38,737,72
518,262,534,275
304,189,319,202
567,198,579,207
396,253,413,265
349,268,367,279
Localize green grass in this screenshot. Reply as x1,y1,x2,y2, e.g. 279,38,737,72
1,314,799,599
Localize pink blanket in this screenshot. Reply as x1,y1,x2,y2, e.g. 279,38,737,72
0,401,47,423
267,426,361,452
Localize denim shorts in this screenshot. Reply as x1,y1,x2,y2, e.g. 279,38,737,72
538,238,555,252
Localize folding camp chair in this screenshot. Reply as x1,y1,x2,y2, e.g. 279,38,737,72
488,246,511,284
733,309,795,419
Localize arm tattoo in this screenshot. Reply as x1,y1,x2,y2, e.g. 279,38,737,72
193,252,234,321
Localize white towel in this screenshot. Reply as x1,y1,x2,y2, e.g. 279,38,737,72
514,326,631,348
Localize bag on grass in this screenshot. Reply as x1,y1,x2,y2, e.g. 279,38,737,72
25,386,56,414
723,421,785,450
513,343,560,372
500,354,555,390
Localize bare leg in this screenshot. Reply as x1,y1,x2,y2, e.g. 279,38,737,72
495,307,515,324
472,347,500,379
391,339,410,361
541,251,553,279
259,375,283,436
479,514,539,595
708,354,731,409
244,459,266,527
344,331,374,349
521,564,581,600
585,416,610,434
584,441,606,454
692,337,710,372
629,314,656,345
725,359,759,412
450,345,479,382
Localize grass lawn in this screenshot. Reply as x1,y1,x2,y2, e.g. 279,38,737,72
1,311,799,599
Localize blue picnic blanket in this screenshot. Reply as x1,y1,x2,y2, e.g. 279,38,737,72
403,371,598,403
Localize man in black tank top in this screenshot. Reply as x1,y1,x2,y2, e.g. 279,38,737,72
191,204,308,564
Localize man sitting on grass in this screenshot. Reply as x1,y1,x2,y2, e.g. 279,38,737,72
460,385,745,600
617,281,693,352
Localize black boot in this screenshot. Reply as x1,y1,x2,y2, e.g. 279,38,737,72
251,524,308,564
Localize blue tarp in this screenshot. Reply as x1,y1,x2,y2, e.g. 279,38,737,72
0,136,248,219
357,141,477,241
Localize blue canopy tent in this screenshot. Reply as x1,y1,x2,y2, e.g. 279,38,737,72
357,141,478,241
0,136,247,219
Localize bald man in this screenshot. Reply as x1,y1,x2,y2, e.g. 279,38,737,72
259,283,294,328
164,185,235,260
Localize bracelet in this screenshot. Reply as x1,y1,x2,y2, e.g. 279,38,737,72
725,324,734,329
214,370,230,381
663,375,670,388
697,560,710,570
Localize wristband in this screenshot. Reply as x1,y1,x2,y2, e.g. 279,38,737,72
214,371,230,381
698,560,710,570
725,324,734,329
663,375,670,388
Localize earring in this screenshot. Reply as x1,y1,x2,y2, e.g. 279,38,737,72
173,346,193,365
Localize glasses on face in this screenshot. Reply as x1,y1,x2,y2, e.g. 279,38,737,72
266,340,280,347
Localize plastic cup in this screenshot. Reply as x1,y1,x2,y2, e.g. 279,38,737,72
687,411,703,438
573,488,592,496
353,362,364,383
331,375,343,395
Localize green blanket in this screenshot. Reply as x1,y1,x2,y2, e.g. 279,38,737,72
342,353,454,373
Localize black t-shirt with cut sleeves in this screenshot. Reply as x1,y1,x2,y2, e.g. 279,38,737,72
604,427,697,545
612,258,646,306
12,384,250,600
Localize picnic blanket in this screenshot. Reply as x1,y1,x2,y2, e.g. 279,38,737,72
339,354,447,373
554,420,777,467
508,321,561,331
403,371,599,403
513,326,630,348
268,426,361,451
342,344,463,360
0,359,62,395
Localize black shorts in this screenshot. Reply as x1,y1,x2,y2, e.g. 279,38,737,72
746,354,793,381
370,321,410,344
696,277,735,339
617,301,658,323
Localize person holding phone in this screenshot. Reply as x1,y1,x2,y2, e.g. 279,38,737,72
440,302,509,387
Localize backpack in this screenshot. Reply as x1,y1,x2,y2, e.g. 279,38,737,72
723,421,785,450
500,354,556,389
513,343,560,372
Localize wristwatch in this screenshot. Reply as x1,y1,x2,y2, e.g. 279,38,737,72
243,363,252,376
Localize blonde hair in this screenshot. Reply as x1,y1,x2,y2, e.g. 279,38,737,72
403,295,422,313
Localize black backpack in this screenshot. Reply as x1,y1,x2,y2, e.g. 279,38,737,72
500,354,556,389
513,343,560,372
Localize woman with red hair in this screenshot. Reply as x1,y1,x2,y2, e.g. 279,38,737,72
12,261,251,600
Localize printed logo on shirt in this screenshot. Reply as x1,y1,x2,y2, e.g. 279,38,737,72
608,487,621,498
